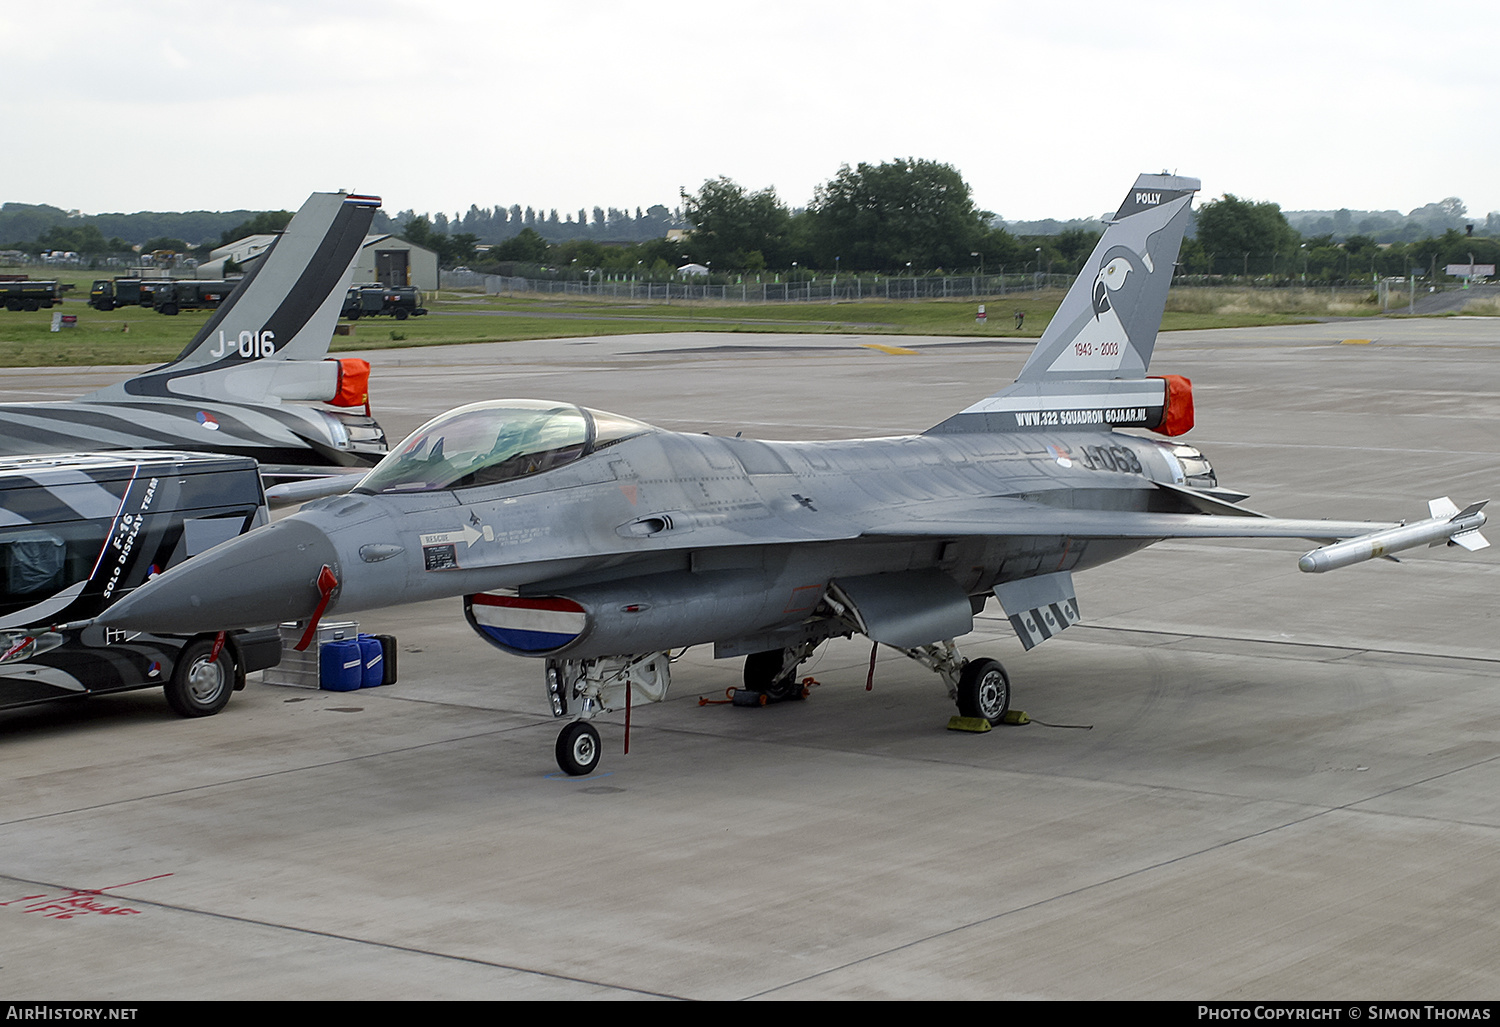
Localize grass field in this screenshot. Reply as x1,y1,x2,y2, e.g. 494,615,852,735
1460,295,1500,315
1165,286,1393,316
0,269,1469,368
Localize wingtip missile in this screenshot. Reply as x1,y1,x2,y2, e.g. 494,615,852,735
1298,499,1488,573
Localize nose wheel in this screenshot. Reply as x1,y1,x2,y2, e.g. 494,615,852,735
556,720,602,776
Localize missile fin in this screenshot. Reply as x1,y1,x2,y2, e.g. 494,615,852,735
1450,530,1490,553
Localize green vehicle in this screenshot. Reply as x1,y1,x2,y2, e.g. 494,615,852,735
341,285,428,320
1,280,71,312
91,277,235,314
147,279,236,315
90,277,159,311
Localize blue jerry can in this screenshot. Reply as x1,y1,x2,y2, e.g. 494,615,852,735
319,639,362,691
357,634,384,688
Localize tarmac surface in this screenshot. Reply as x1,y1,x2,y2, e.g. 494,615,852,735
1404,282,1498,316
2,317,1498,1000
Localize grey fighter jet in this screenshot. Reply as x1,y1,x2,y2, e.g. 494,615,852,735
0,192,389,476
100,173,1489,776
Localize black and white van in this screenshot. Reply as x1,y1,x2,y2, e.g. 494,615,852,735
0,451,281,717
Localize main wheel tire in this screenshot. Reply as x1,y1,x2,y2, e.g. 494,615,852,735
556,721,601,776
743,649,805,702
164,639,235,717
956,658,1010,723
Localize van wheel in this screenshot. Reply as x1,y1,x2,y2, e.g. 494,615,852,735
164,639,235,717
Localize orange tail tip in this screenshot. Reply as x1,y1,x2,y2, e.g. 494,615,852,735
328,358,371,407
1150,374,1194,436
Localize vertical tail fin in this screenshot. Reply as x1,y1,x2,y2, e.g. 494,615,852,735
101,192,379,402
927,173,1199,436
1016,173,1198,382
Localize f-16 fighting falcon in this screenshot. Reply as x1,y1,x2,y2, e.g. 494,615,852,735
99,173,1489,776
0,192,389,478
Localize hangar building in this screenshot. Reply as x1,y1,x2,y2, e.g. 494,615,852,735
350,235,439,291
200,234,439,291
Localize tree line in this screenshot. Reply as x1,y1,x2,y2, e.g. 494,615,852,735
462,165,1500,284
392,204,685,246
1284,199,1500,245
0,205,364,262
4,169,1496,285
467,159,1103,280
1186,194,1500,283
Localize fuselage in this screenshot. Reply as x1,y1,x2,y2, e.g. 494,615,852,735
101,419,1208,655
0,398,387,467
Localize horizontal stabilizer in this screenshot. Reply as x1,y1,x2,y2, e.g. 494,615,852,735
929,378,1168,435
1152,481,1263,517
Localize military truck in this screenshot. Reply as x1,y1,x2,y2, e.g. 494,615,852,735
342,285,428,320
90,277,162,311
146,279,236,315
1,279,72,312
91,277,236,314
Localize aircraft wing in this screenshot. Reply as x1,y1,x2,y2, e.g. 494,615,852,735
858,495,1397,544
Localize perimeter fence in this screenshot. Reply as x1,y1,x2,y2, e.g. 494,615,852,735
443,269,1391,304
458,271,1071,302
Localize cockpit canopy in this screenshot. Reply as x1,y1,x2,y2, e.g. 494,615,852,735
356,399,653,494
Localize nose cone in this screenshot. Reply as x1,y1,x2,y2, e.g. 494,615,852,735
101,517,340,634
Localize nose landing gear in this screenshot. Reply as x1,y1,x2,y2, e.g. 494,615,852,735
555,720,601,776
545,652,671,776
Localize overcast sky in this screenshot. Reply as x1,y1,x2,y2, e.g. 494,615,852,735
8,1,1497,224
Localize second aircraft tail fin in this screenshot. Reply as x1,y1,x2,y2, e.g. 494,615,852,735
91,192,380,405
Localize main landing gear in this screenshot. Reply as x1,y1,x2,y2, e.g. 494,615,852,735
539,637,1011,776
740,637,1010,722
956,657,1011,722
886,639,1010,724
742,640,819,702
